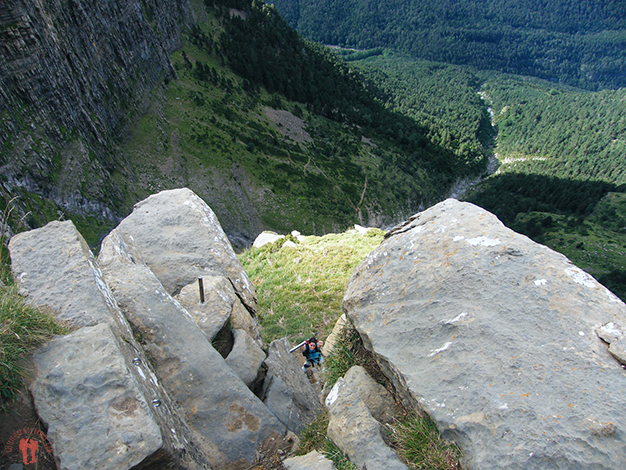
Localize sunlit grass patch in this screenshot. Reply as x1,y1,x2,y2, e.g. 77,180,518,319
238,228,384,343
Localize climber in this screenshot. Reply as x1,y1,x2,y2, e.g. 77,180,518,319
301,336,324,371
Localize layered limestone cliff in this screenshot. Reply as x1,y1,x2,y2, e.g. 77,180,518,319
0,0,194,217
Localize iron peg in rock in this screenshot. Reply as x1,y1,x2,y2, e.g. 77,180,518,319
198,276,205,303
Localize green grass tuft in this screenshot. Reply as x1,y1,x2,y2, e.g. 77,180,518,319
0,286,70,404
297,413,358,470
386,413,462,470
323,325,364,388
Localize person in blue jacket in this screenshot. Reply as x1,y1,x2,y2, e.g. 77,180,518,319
302,336,324,371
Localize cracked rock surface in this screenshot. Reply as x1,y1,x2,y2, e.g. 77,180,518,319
344,199,626,470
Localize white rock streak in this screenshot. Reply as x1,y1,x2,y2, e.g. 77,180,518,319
428,342,453,357
564,267,597,288
466,236,500,247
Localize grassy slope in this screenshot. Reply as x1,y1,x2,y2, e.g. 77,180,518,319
0,285,69,404
239,228,385,343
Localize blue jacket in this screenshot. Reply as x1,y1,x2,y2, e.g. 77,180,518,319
303,343,322,363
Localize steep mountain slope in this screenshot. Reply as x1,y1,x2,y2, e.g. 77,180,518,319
0,0,193,219
0,0,479,247
270,0,626,90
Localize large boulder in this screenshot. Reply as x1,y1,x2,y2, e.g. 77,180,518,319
342,365,397,424
31,323,163,470
108,188,256,312
99,229,285,469
9,220,210,470
261,339,322,434
8,220,115,327
175,275,263,346
343,199,626,469
325,377,408,470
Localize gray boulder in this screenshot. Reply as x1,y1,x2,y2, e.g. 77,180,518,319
261,339,322,434
176,275,262,345
325,378,408,470
108,188,256,312
343,199,626,469
343,365,396,424
283,451,335,470
99,230,285,469
9,220,116,327
9,220,208,470
31,323,163,470
226,329,267,388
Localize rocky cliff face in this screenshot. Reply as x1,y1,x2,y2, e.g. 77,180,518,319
0,0,194,217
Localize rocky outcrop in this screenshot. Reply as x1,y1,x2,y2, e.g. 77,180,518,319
325,373,408,470
98,226,285,469
9,189,324,470
9,218,211,469
343,198,626,469
103,188,257,312
261,339,323,435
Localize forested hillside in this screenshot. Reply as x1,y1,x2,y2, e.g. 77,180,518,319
336,49,626,300
0,0,481,247
355,54,494,169
463,75,626,299
271,0,626,90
